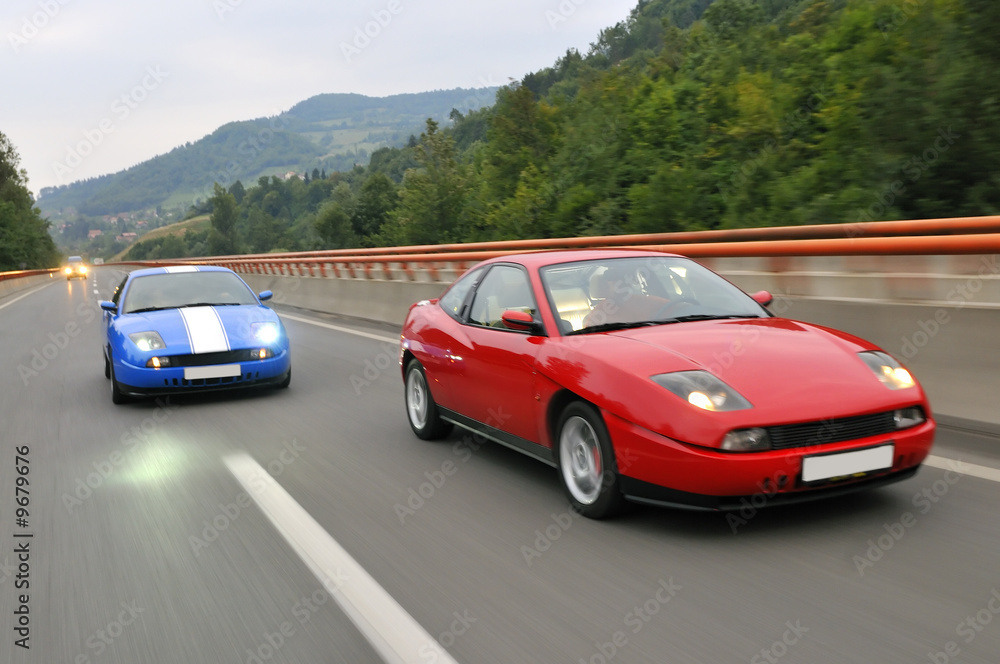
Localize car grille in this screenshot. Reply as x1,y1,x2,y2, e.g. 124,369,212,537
766,411,897,450
165,350,258,367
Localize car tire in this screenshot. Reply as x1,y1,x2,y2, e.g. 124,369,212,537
278,368,291,389
104,350,111,379
404,360,452,440
555,401,626,519
109,354,129,405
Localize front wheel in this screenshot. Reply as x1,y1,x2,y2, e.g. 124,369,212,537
556,402,626,519
109,354,129,405
404,360,452,440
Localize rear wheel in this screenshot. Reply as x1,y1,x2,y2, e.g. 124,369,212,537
404,360,451,440
556,401,626,519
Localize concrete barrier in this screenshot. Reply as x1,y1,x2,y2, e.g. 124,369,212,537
0,273,57,300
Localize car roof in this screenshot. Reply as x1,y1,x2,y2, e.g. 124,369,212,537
68,256,83,262
126,265,235,279
482,249,686,270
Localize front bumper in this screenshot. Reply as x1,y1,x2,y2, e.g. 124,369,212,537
114,350,290,397
604,411,936,511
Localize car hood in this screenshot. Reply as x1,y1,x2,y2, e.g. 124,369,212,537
114,305,281,354
538,317,926,437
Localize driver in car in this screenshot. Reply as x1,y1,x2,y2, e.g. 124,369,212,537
582,265,671,328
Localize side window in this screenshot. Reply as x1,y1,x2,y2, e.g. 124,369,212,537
439,267,484,321
468,265,535,328
111,276,128,306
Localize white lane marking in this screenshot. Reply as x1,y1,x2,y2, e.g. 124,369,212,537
279,312,398,344
179,306,229,353
925,455,1000,483
224,453,458,664
0,283,53,311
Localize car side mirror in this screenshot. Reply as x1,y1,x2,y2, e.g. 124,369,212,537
258,290,273,302
100,300,117,313
501,310,541,333
751,290,773,307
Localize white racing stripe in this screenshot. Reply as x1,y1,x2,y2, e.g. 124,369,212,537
224,453,459,664
179,306,230,353
164,266,199,273
925,455,1000,483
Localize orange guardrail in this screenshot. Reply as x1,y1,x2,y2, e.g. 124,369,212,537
104,217,1000,282
198,215,1000,262
0,268,60,282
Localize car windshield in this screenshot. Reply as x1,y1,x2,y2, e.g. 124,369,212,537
121,271,258,314
540,256,768,334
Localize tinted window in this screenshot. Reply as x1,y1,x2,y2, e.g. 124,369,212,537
439,267,484,321
468,265,536,328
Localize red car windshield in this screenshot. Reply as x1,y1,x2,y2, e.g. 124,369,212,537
540,256,768,333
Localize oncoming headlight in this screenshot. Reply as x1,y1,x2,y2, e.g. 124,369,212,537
252,322,280,345
129,331,166,351
859,351,915,390
652,371,752,412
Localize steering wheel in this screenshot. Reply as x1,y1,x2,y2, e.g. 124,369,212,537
653,297,699,319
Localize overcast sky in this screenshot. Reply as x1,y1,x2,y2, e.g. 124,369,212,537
3,0,638,197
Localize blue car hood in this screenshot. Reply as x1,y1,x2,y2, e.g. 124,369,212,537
115,305,282,354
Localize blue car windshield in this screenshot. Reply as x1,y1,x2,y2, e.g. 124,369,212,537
122,272,258,314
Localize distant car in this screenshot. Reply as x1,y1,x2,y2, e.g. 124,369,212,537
101,266,291,404
399,250,936,518
64,256,87,280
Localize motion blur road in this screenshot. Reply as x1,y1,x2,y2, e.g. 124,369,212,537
2,270,998,664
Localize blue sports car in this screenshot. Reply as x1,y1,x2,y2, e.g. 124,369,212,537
101,266,291,404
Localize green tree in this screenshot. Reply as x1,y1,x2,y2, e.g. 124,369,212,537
0,131,59,271
208,182,238,254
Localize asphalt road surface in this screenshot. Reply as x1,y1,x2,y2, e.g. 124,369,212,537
1,270,998,664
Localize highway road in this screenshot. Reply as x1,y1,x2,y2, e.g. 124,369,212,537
2,269,998,664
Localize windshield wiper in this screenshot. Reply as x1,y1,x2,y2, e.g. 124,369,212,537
568,321,662,335
127,306,170,314
659,314,762,323
177,302,242,308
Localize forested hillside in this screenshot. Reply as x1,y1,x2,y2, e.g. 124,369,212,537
125,0,1000,260
37,88,495,220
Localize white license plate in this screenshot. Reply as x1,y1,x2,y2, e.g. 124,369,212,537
801,444,894,483
184,364,241,380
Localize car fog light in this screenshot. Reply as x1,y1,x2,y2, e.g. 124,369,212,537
250,348,272,360
893,406,925,429
146,356,171,368
721,428,771,452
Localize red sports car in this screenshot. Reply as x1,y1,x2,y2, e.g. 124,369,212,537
399,250,935,518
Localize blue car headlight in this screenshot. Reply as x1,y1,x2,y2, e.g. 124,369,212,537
129,331,166,351
652,370,752,412
252,322,280,345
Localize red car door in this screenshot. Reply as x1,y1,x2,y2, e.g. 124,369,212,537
449,264,543,443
